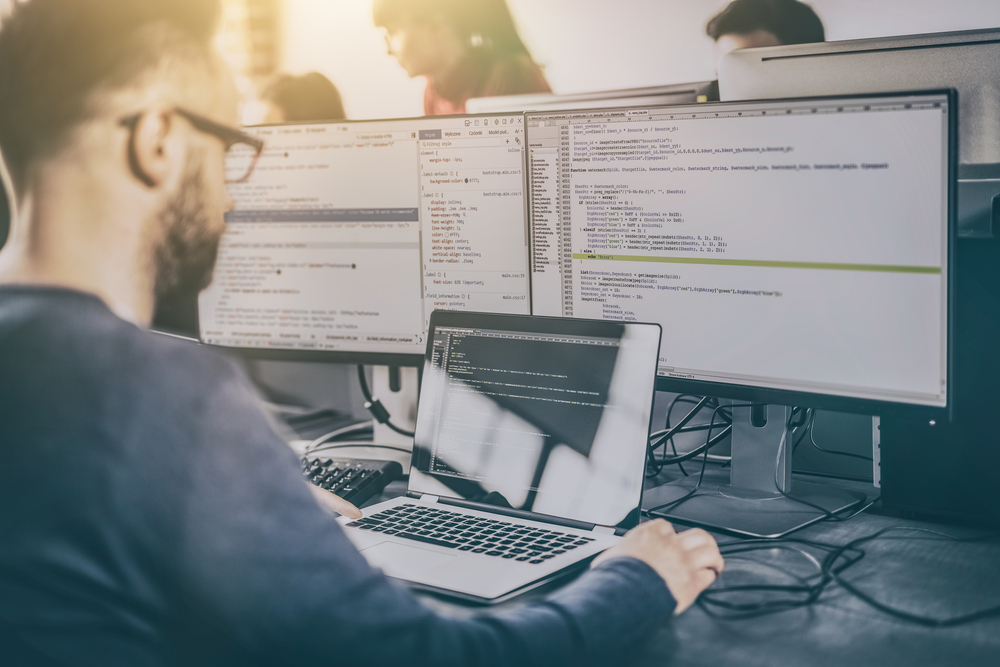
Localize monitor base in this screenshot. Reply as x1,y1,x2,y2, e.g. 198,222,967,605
645,471,867,539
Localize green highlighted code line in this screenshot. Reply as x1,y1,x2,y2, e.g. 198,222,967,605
573,254,941,275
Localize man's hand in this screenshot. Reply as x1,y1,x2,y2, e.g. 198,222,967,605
307,482,363,519
592,519,723,614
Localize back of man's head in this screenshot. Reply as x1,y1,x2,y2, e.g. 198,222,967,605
0,0,222,191
707,0,825,46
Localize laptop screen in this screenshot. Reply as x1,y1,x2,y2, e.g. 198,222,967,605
410,312,661,528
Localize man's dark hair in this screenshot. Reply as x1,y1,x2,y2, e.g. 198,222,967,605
0,0,222,188
706,0,825,45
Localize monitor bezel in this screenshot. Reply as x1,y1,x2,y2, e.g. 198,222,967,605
524,89,958,420
465,80,719,114
199,111,529,368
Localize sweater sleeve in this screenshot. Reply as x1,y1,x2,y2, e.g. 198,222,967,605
173,357,674,667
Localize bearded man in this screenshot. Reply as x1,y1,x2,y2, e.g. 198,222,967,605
0,2,722,665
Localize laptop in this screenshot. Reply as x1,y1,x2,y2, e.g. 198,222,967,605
338,311,661,603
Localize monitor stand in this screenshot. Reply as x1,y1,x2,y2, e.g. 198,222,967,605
645,402,866,539
370,365,418,451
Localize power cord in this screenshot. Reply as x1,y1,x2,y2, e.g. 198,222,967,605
303,421,374,455
808,409,874,462
646,396,731,477
356,365,416,438
644,402,753,516
309,443,412,456
697,536,866,618
645,404,874,522
700,527,1000,627
820,527,1000,627
771,410,869,523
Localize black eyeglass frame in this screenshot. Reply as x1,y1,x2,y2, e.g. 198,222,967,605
119,107,265,184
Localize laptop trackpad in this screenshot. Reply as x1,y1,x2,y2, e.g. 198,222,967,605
361,542,458,578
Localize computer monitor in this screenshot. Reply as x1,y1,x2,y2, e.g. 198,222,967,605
718,28,1000,239
198,113,531,367
525,91,955,537
465,81,718,114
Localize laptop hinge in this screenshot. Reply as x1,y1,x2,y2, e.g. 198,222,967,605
420,494,440,503
592,526,615,535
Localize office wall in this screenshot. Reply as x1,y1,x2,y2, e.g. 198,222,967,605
280,0,1000,120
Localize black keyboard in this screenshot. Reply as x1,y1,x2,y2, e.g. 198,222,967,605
346,503,595,565
302,457,403,507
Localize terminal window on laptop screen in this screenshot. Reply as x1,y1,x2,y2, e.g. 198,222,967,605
527,94,950,408
409,322,660,527
198,114,530,356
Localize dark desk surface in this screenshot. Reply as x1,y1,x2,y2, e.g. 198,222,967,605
369,472,1000,666
637,510,1000,667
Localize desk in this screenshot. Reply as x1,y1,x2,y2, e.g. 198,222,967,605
637,510,1000,667
369,473,1000,666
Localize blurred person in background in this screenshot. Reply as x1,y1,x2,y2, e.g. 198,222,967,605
260,71,346,123
373,0,550,115
707,0,825,63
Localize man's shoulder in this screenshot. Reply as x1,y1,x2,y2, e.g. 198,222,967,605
0,285,242,397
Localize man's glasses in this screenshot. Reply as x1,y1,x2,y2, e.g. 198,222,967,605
120,108,265,183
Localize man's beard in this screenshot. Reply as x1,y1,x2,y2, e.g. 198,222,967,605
151,163,225,312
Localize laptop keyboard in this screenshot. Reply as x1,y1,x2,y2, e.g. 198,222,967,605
346,503,595,564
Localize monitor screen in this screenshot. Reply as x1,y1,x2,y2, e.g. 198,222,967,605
526,92,953,413
198,114,531,363
717,29,1000,239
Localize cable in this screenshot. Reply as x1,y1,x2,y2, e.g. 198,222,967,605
309,442,412,456
808,410,874,462
698,526,1000,625
762,409,878,524
649,422,732,475
653,426,733,466
649,423,729,440
303,421,374,455
356,365,415,438
696,536,867,619
644,403,755,516
649,396,712,451
647,396,727,477
645,404,873,522
820,527,1000,627
658,394,706,476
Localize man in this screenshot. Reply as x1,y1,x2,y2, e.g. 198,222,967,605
707,0,825,62
0,1,723,665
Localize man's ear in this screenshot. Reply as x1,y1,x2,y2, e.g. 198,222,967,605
127,109,177,189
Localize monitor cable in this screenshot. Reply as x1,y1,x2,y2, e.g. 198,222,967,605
699,526,1000,627
771,409,873,523
357,365,416,438
820,527,1000,627
646,396,728,477
644,402,752,517
303,421,375,456
807,409,874,462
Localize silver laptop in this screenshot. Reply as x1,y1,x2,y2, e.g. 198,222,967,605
339,311,661,603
